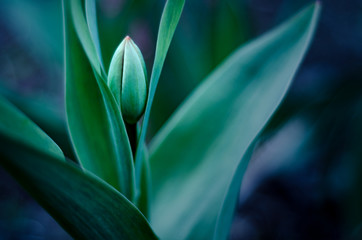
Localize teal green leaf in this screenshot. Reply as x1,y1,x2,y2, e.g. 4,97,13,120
0,85,74,158
137,144,152,219
149,3,321,240
0,139,158,240
135,0,185,201
213,142,256,240
64,0,135,198
85,0,105,75
70,0,104,78
0,95,63,160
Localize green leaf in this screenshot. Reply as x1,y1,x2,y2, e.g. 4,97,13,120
134,0,185,201
70,0,104,78
85,0,105,75
213,142,256,240
64,0,135,198
149,3,321,240
137,144,152,219
0,138,158,240
0,85,75,159
0,95,63,160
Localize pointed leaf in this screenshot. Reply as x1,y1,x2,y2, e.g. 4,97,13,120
149,3,321,239
64,0,135,198
0,138,158,240
70,0,104,77
134,0,185,201
0,86,74,159
85,0,105,75
0,95,63,160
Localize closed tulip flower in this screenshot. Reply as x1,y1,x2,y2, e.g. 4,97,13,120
108,36,147,124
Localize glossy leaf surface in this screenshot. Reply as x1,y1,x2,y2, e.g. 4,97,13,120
0,140,157,240
149,3,321,239
85,0,105,76
135,0,185,201
64,0,134,198
69,0,99,75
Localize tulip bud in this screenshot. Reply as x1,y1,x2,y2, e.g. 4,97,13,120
107,36,147,124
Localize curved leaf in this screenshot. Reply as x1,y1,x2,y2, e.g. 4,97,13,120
85,0,105,76
0,95,63,160
149,3,321,240
134,0,185,202
70,0,103,77
213,142,256,240
0,138,158,240
0,85,75,159
64,0,135,198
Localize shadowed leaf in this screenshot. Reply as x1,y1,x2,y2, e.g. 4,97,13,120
134,0,185,205
0,139,157,240
64,0,135,198
149,3,321,239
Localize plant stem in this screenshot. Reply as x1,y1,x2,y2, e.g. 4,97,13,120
126,123,137,158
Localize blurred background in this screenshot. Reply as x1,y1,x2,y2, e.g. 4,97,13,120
0,0,361,239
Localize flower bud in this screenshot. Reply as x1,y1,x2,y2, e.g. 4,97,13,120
107,36,147,124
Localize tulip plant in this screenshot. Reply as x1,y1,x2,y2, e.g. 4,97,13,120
0,0,320,239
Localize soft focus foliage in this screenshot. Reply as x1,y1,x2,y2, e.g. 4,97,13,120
0,0,361,239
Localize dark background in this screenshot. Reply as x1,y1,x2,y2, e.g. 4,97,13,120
0,0,361,239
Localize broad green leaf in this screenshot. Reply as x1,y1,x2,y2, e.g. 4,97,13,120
149,3,321,240
149,1,252,138
64,0,135,198
0,95,156,238
0,95,63,160
134,0,185,201
0,138,158,240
